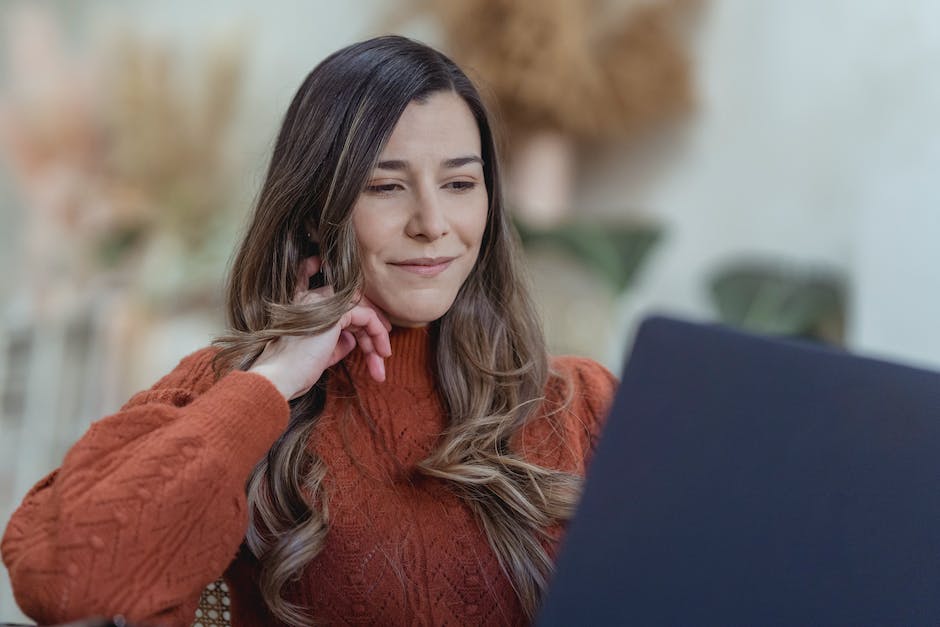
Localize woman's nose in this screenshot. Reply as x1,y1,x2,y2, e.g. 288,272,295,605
405,189,448,241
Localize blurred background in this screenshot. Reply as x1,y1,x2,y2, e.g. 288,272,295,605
2,0,939,620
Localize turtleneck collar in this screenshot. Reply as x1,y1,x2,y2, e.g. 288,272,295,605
341,325,436,390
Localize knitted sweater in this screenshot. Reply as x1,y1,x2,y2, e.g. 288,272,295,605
2,327,616,626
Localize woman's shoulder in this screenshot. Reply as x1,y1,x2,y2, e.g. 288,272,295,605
516,355,619,474
547,354,618,409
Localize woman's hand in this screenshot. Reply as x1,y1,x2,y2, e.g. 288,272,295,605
248,256,392,400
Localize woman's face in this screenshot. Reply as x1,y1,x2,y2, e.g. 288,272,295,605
352,90,489,327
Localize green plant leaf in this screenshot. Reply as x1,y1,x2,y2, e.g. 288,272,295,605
709,261,846,344
515,218,661,294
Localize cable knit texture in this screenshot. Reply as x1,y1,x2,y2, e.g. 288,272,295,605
3,327,616,626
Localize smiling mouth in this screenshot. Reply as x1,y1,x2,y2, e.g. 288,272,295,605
390,256,456,277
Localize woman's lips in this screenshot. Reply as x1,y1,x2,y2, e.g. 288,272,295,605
390,256,455,277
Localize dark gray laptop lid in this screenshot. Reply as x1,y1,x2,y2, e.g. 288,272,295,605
538,316,940,626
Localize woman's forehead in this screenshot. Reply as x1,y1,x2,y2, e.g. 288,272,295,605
376,92,482,165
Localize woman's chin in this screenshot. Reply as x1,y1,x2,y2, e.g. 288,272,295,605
368,290,458,329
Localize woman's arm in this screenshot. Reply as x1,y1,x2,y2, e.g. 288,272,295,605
1,254,393,624
1,348,290,625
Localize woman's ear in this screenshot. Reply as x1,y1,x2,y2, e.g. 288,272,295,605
302,228,324,289
303,228,321,257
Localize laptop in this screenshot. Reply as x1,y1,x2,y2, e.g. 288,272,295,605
538,315,940,626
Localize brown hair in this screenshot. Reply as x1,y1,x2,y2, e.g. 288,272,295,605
212,35,579,624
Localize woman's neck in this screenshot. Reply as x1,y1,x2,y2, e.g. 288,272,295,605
341,325,435,389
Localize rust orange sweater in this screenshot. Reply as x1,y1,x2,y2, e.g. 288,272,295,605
2,327,616,626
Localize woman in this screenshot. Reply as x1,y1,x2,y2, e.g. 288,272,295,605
2,35,615,626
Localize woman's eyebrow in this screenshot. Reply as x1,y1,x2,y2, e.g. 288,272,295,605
374,155,484,170
443,155,484,169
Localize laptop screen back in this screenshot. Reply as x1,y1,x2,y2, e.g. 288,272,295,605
538,316,940,626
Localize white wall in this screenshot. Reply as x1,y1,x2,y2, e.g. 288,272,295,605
848,1,940,369
580,0,940,371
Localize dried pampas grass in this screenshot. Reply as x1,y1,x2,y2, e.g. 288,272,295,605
393,0,698,141
0,8,248,312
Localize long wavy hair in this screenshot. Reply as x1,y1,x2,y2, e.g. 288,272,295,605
212,35,580,625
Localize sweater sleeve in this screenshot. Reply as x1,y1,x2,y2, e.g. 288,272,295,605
1,347,290,625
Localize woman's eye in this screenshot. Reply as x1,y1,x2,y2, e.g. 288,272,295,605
365,183,401,194
445,180,476,191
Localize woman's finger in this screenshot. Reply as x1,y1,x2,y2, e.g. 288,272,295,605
366,352,386,383
351,326,376,357
342,306,392,358
328,330,357,367
358,293,393,332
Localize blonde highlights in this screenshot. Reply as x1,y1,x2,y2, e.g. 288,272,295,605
212,36,580,624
